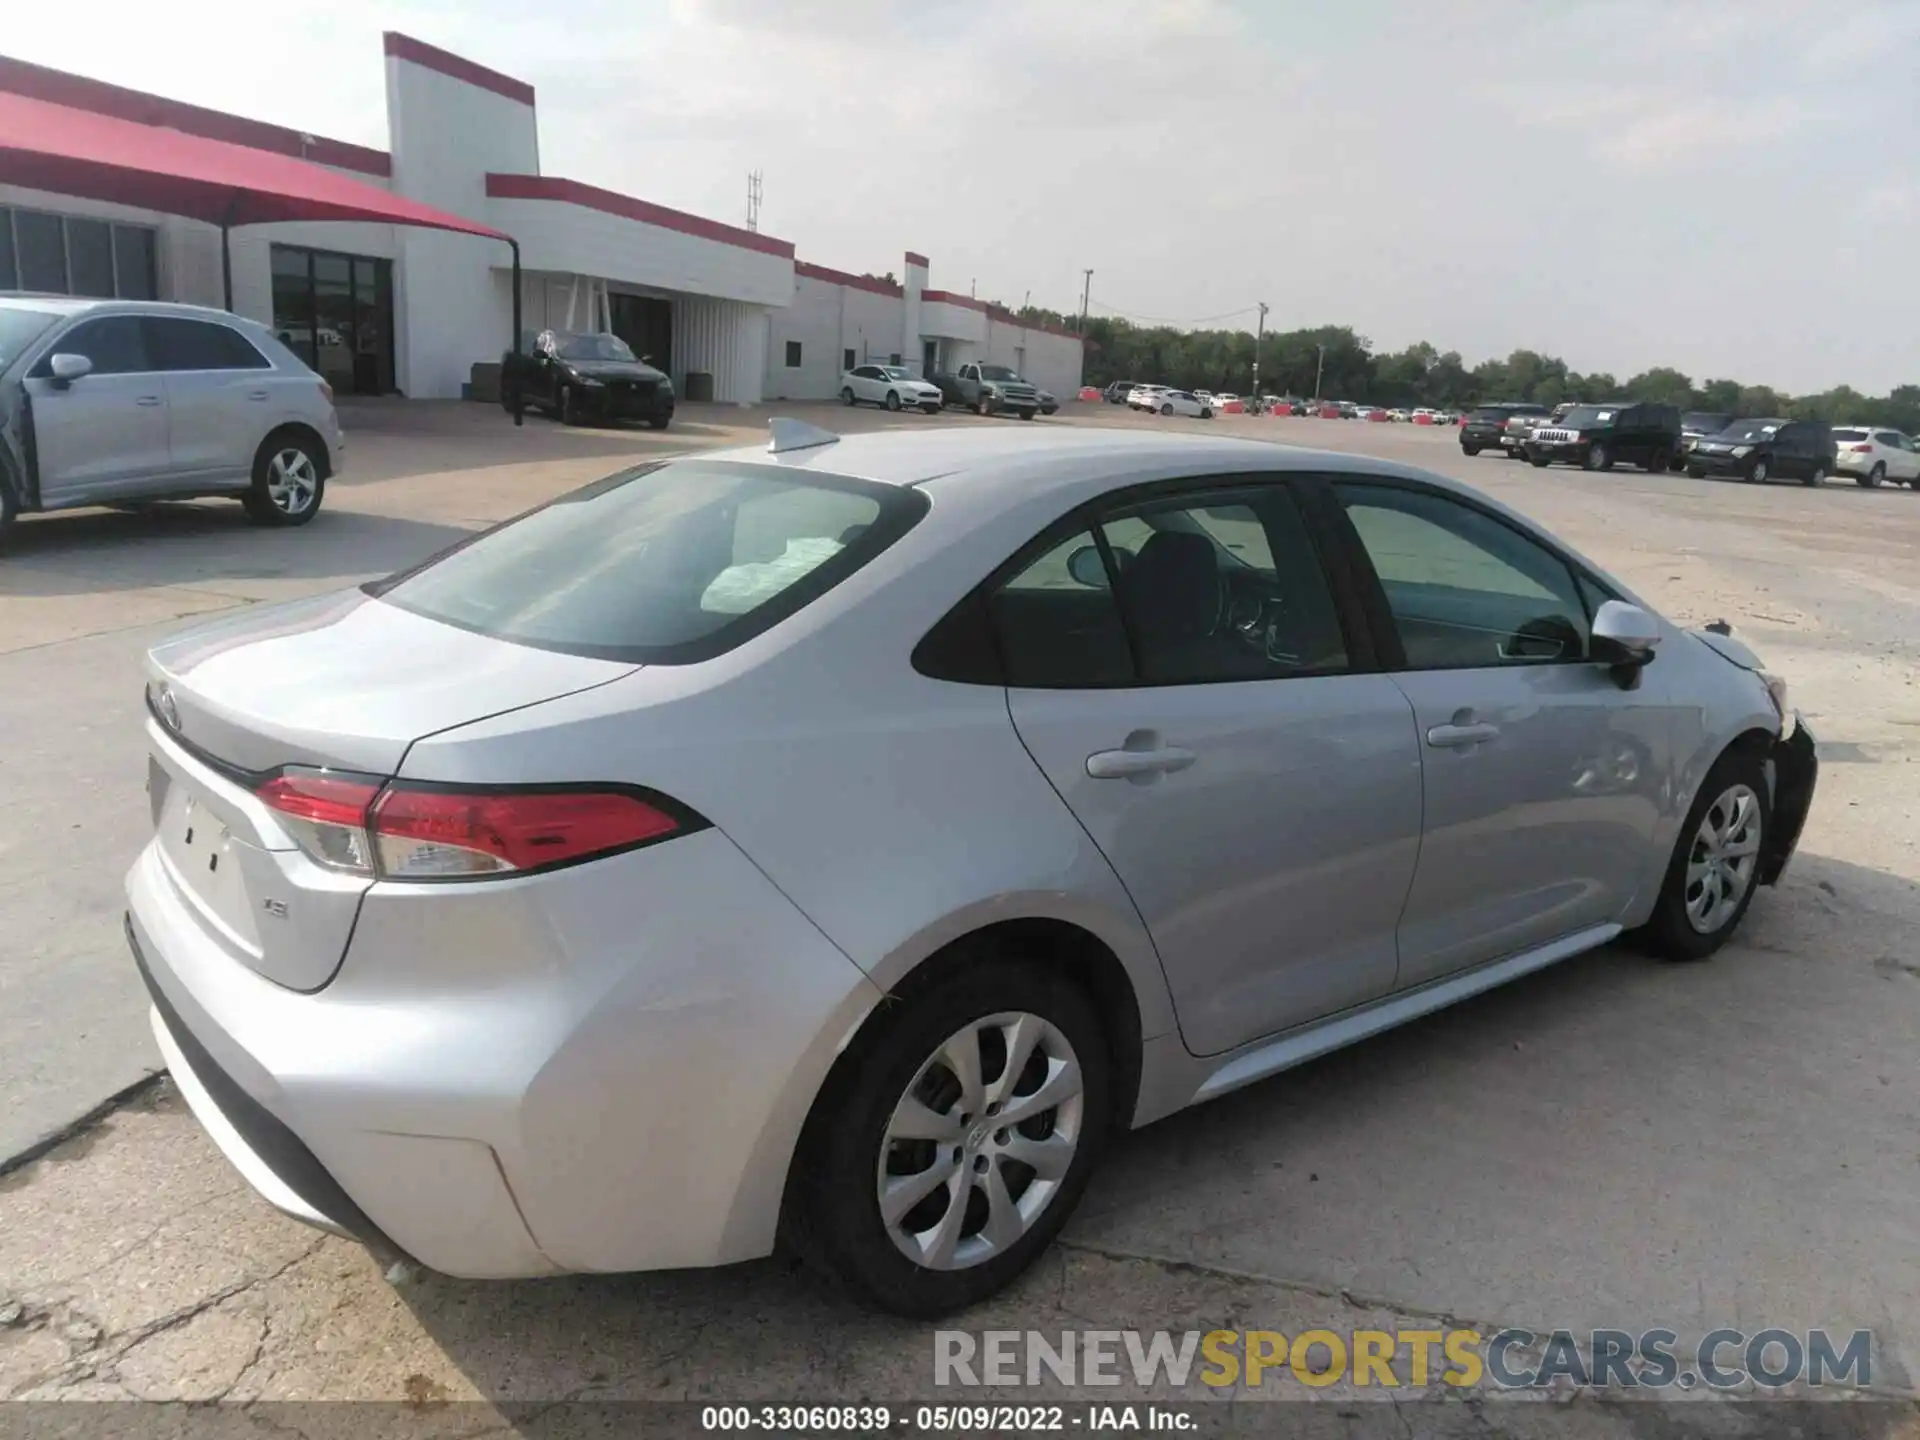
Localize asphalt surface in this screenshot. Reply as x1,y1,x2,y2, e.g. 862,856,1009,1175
2,400,1917,1420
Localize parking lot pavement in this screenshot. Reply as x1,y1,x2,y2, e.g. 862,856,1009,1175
2,401,1918,1416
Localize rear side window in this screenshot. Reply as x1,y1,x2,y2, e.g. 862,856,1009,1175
1874,431,1903,446
372,460,926,664
990,532,1136,687
148,317,272,371
1832,429,1868,442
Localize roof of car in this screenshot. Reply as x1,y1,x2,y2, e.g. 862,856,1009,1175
0,293,261,326
702,422,1457,498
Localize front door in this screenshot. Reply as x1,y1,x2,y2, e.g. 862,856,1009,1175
1329,479,1670,988
996,481,1423,1057
23,314,170,506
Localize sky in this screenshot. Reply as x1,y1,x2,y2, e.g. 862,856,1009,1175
9,0,1919,394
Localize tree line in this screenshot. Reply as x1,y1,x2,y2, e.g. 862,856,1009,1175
1007,306,1920,432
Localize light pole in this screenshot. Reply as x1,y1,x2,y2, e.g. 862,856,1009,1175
1312,343,1327,402
1251,301,1267,409
1078,269,1093,332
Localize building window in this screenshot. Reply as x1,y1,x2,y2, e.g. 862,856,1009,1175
785,340,803,368
269,243,394,395
0,207,156,299
889,353,902,366
843,348,856,371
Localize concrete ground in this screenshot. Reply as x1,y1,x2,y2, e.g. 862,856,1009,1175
2,399,1918,1428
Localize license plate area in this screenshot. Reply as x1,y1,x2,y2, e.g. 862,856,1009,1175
154,756,263,949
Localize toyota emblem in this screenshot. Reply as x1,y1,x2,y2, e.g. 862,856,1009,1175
157,685,181,731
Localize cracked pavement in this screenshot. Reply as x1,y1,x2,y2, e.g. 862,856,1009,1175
3,405,1919,1434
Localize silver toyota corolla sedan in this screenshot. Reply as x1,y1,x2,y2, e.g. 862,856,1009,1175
127,421,1816,1316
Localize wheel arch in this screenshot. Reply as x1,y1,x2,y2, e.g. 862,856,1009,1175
776,912,1154,1249
255,421,332,480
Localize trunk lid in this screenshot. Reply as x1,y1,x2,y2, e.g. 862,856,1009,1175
144,589,637,990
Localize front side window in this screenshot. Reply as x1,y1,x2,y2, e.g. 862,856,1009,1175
40,315,151,376
1335,482,1589,669
373,461,925,664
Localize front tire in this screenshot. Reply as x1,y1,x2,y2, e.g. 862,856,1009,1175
1746,458,1769,484
783,958,1111,1318
885,390,902,412
560,385,582,426
976,396,994,417
1635,747,1769,962
243,434,325,527
0,479,16,550
1160,403,1174,416
1462,442,1482,456
1584,442,1611,471
1200,408,1213,420
1530,453,1551,468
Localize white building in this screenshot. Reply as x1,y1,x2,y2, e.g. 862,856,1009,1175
0,35,1083,405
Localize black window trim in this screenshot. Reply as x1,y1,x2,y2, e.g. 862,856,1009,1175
144,315,273,373
26,311,157,379
1316,472,1615,675
912,470,1387,690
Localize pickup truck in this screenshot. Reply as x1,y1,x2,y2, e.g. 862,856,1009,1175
934,362,1042,419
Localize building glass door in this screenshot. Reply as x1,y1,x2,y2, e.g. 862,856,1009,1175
269,243,394,395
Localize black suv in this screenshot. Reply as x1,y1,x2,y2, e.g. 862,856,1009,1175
1524,401,1682,472
1676,411,1735,470
1459,402,1549,457
1684,419,1837,486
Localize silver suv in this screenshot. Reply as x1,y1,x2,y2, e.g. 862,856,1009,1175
0,296,344,543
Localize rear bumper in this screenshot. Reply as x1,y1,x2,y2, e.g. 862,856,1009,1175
1760,719,1818,885
126,825,882,1278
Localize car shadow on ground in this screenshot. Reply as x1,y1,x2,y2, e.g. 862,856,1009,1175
386,849,1920,1399
0,503,476,598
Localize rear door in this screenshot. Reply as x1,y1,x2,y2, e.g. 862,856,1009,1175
22,314,169,505
1326,478,1672,988
148,316,276,487
997,478,1424,1056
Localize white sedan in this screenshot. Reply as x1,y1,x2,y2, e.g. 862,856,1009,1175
1126,385,1167,411
1147,389,1215,418
841,365,943,414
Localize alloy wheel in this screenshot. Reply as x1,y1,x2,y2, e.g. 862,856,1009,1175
876,1011,1084,1271
266,449,319,514
1684,782,1762,934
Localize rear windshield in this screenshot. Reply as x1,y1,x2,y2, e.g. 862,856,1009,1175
370,460,927,664
1831,428,1868,442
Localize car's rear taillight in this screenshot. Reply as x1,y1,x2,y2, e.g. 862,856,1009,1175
257,769,381,872
255,771,694,881
370,787,685,879
1847,442,1873,452
318,379,334,404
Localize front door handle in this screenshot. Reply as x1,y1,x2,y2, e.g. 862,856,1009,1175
1086,744,1197,780
246,389,270,401
1426,722,1499,749
135,395,162,407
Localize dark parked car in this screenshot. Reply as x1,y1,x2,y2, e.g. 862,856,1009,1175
1676,411,1736,470
1525,402,1682,472
1459,402,1549,457
501,329,674,429
1685,419,1835,486
1103,380,1141,405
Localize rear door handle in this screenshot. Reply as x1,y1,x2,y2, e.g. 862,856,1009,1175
135,395,162,407
246,390,270,401
1086,745,1196,780
1426,722,1500,749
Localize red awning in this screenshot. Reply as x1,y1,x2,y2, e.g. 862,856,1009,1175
0,89,505,238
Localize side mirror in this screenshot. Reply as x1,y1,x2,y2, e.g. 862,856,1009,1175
1066,545,1110,588
641,355,655,365
1591,599,1660,668
49,353,92,388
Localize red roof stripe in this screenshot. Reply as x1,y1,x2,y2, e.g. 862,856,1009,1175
903,250,930,268
485,173,795,258
795,260,901,296
383,33,535,107
922,290,1082,340
0,89,506,237
0,55,390,178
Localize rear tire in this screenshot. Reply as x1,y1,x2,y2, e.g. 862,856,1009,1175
0,479,16,551
1160,403,1174,416
1647,451,1670,473
1462,442,1482,456
841,387,857,407
782,957,1111,1318
243,433,326,527
1804,465,1827,488
647,413,671,432
1860,463,1885,488
977,396,994,417
1634,747,1770,962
